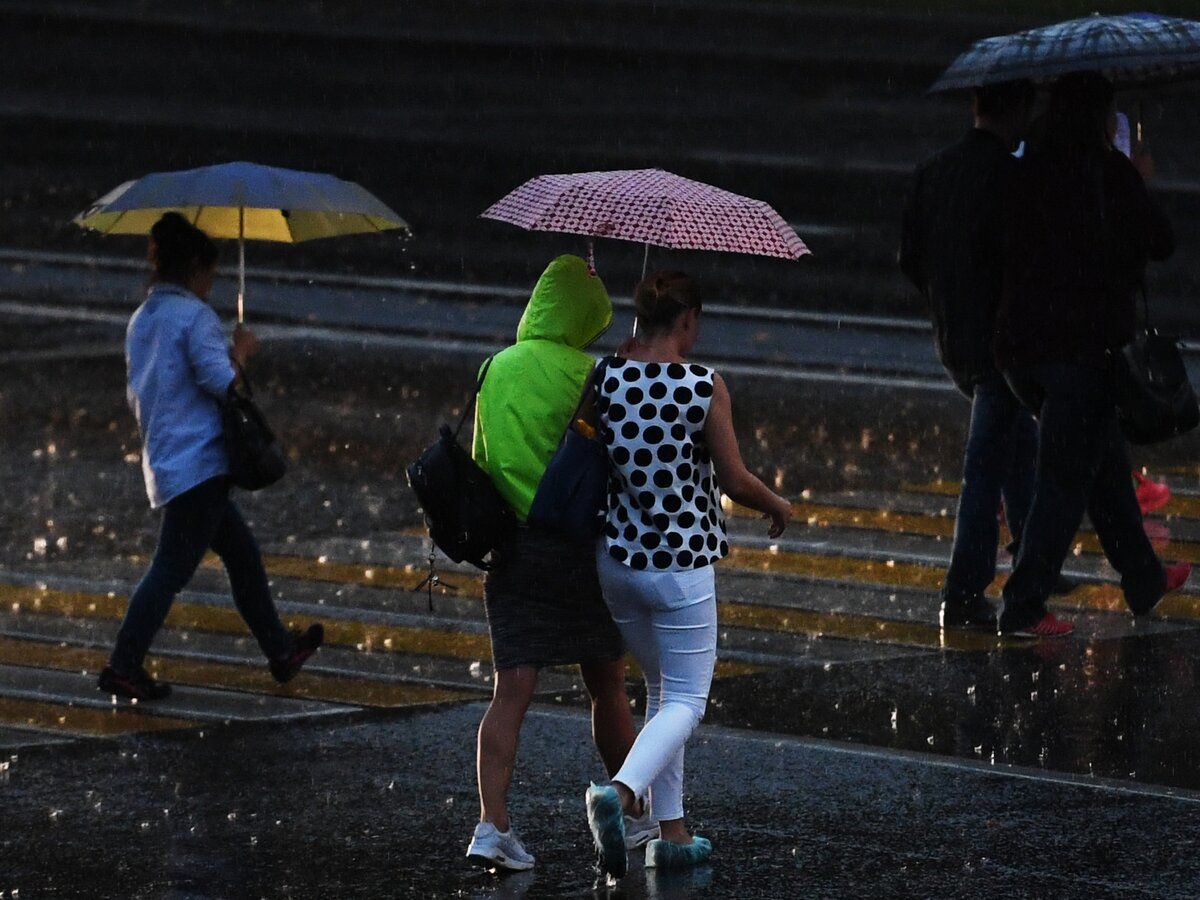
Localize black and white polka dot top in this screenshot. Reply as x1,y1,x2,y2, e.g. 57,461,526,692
596,357,729,571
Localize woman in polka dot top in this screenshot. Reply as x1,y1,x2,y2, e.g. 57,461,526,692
585,271,791,875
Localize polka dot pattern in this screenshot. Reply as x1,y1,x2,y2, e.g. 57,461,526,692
598,358,726,571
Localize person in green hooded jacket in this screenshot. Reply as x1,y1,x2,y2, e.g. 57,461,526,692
465,255,643,871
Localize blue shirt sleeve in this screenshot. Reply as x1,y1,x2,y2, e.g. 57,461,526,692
186,305,236,398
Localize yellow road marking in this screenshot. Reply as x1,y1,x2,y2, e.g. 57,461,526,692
903,479,1200,521
0,637,473,709
0,695,193,736
0,584,762,685
0,583,494,660
731,496,1200,565
257,554,483,596
250,550,989,647
725,545,946,590
719,599,1008,652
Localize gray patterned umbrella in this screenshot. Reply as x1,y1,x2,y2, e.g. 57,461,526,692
930,12,1200,92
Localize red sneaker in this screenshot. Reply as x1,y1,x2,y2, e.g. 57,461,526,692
1166,562,1191,593
1010,612,1074,639
1134,471,1171,516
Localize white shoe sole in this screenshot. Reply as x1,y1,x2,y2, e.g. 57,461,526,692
466,849,535,872
625,828,660,849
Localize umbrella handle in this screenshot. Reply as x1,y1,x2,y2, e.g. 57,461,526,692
237,208,245,324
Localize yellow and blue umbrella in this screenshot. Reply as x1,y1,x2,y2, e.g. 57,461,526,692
74,161,408,321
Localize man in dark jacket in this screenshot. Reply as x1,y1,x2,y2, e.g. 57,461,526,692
899,80,1035,628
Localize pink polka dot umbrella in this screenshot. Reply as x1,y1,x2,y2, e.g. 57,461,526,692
481,167,810,270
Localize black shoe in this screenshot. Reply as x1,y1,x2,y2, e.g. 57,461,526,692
97,666,172,701
1051,574,1079,595
940,595,997,629
269,624,324,683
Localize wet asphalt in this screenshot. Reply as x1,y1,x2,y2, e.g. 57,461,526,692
5,323,1200,898
6,703,1200,899
6,3,1200,897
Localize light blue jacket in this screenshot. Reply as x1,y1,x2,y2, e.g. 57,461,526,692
126,285,234,508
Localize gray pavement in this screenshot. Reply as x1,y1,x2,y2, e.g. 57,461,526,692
6,324,1200,895
6,704,1200,898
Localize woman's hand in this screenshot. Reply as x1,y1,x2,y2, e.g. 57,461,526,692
1131,144,1155,182
231,325,259,369
765,495,791,539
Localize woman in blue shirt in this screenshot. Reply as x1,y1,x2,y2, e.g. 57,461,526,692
99,212,323,700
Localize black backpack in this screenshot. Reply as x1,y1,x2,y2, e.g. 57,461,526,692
406,358,515,569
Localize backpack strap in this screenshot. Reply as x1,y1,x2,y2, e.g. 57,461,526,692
452,355,494,440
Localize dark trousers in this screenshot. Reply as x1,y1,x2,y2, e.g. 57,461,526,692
1000,363,1165,629
942,372,1038,605
109,476,292,674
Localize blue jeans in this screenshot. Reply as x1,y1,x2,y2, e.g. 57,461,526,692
942,373,1037,606
109,476,292,673
1000,364,1165,629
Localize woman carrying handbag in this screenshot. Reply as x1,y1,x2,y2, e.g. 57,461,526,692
99,213,322,700
585,271,791,877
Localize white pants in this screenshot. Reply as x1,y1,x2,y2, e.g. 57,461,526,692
597,548,717,822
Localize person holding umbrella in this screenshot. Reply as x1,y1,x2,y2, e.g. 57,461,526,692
585,271,791,876
994,73,1190,636
98,212,323,700
899,79,1042,630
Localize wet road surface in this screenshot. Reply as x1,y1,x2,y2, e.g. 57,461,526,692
6,2,1200,896
5,311,1200,896
6,705,1200,898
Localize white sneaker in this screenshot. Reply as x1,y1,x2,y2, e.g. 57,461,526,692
466,821,535,871
624,811,660,849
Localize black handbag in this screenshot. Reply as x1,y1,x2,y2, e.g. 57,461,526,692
527,358,611,540
1112,290,1199,445
406,358,516,570
222,371,287,491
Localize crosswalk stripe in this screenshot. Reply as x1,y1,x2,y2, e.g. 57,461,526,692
902,479,1200,521
252,554,481,595
0,636,475,709
715,602,1003,652
66,526,1200,633
728,498,1200,564
724,544,944,589
0,582,495,658
0,695,193,737
0,584,758,682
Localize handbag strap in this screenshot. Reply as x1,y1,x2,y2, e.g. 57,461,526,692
1138,283,1154,333
454,355,494,439
229,361,253,399
568,356,611,436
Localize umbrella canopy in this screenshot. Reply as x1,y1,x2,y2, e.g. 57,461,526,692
74,161,408,320
481,168,809,261
75,161,407,241
930,12,1200,92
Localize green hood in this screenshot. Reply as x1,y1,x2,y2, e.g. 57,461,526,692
515,254,613,349
472,256,613,521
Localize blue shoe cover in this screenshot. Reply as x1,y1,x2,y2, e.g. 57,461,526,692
645,835,713,869
585,783,627,878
